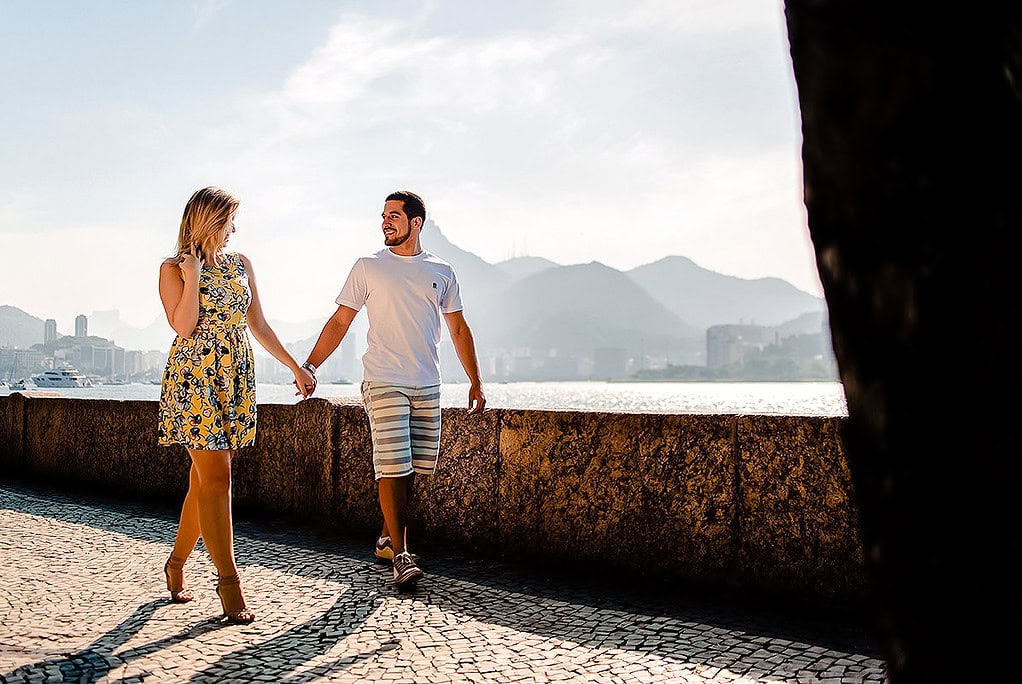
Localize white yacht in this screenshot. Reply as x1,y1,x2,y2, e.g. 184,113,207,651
31,366,93,388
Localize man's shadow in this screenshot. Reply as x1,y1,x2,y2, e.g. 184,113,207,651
185,579,388,683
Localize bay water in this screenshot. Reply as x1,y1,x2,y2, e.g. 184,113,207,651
2,380,848,416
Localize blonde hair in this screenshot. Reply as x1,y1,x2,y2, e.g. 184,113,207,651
172,186,239,261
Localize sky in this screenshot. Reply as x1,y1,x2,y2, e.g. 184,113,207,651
0,0,818,334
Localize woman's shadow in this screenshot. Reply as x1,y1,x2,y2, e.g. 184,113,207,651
3,580,389,684
1,599,220,683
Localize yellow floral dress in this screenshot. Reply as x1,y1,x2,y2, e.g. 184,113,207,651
158,251,257,450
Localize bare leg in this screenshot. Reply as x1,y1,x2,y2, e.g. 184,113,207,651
378,475,414,554
188,448,239,576
379,473,414,541
171,462,201,561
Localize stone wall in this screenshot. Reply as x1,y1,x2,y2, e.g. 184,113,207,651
0,393,864,602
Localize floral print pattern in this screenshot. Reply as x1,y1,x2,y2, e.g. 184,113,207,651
158,252,256,450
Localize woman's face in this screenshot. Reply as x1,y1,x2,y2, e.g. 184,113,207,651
220,211,237,246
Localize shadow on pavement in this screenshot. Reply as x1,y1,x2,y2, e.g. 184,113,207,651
1,477,882,680
185,589,388,683
0,599,223,683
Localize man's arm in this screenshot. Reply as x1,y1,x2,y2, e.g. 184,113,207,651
305,304,360,373
443,310,486,414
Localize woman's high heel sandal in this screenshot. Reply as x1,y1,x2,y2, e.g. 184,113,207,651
164,553,193,603
215,573,255,624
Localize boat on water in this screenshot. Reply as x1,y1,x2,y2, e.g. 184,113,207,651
8,379,29,390
31,366,94,388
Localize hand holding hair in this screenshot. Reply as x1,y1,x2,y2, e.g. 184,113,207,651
178,243,203,280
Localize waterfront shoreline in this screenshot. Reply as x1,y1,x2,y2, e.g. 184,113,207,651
1,380,848,416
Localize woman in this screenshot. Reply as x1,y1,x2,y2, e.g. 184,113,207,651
157,186,316,624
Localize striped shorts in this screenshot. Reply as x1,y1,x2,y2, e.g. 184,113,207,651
361,382,441,480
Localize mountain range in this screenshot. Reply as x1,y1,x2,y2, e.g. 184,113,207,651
1,221,827,365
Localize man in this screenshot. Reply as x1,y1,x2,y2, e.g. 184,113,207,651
302,190,486,588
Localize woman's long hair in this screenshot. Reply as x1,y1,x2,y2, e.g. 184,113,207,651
172,187,239,262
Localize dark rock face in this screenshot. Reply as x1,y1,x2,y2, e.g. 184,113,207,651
784,3,1022,681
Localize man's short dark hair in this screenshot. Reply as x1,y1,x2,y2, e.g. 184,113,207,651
386,190,426,224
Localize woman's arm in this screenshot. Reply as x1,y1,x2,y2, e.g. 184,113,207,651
239,254,316,396
158,247,202,338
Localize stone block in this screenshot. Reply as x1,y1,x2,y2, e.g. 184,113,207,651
412,407,501,551
737,415,865,599
497,410,736,581
0,393,26,473
232,397,342,524
331,403,379,533
22,396,188,498
6,395,869,602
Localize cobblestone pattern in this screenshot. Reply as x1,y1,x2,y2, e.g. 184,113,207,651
0,482,887,683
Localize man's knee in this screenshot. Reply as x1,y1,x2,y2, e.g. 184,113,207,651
377,474,413,498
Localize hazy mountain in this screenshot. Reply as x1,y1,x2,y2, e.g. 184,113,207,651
476,261,703,362
4,235,829,370
776,311,829,338
420,220,511,310
141,315,331,355
495,256,559,281
628,256,825,330
0,305,46,348
103,316,173,351
264,317,331,347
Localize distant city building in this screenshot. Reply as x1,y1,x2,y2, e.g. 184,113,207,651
90,344,127,377
340,338,356,380
125,349,167,380
593,347,627,380
44,319,58,344
255,354,289,384
74,314,88,338
488,354,505,379
0,348,44,379
508,353,536,380
542,352,581,380
706,324,774,367
55,340,126,378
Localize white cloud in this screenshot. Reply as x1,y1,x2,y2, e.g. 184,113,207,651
191,2,817,303
1,1,822,336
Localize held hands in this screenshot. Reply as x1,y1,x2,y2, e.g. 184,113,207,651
294,366,317,399
177,244,203,281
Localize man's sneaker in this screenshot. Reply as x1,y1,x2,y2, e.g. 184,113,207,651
375,536,395,562
392,551,423,588
374,537,419,564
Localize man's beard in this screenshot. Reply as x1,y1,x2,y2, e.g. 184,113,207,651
385,229,411,247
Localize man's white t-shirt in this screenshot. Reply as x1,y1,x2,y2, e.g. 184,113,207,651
336,248,463,386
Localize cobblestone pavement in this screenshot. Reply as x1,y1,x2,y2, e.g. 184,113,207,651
0,481,887,683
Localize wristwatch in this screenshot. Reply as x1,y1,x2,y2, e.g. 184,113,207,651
301,361,317,375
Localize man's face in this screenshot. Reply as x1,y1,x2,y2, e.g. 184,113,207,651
381,199,415,247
